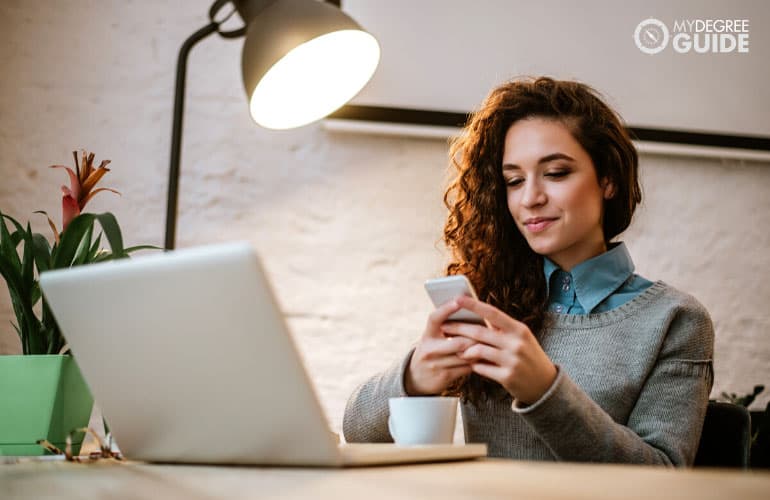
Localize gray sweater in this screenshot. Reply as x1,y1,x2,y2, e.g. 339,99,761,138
343,281,714,466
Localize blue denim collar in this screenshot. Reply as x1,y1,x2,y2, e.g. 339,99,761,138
543,241,635,313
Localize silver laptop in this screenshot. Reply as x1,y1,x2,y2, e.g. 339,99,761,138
39,242,486,466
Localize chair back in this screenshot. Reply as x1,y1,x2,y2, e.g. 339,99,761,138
694,401,751,468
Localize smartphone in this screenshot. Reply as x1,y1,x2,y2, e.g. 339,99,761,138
424,274,486,325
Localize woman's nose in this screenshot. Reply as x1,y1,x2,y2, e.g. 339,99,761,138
521,179,547,207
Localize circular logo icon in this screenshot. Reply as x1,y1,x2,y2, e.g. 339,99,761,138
634,18,669,54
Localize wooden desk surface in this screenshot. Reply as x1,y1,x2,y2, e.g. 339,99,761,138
2,459,770,500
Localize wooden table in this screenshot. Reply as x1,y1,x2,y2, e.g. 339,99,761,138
2,458,770,499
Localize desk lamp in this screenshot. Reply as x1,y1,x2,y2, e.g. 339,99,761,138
165,0,380,249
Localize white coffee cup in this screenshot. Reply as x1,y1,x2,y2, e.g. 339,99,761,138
388,397,458,445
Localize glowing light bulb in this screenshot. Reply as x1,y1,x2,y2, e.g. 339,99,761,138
250,30,380,129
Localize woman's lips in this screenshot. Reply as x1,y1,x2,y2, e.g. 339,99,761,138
525,219,557,233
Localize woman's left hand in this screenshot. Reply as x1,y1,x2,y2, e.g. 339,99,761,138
440,295,558,405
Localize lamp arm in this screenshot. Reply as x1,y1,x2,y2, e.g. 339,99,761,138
164,0,349,250
164,22,219,250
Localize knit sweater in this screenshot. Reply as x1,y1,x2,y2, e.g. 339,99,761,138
342,281,715,466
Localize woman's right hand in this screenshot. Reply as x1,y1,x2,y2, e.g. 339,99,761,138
404,300,476,396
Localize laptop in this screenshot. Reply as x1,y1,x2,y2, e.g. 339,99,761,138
39,241,487,466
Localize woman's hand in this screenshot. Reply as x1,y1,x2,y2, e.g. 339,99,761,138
440,295,558,405
404,300,477,396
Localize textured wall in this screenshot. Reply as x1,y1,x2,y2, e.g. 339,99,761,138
1,0,768,439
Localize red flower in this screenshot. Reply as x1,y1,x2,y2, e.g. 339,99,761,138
45,150,120,241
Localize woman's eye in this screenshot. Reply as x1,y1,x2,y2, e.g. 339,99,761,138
505,171,568,187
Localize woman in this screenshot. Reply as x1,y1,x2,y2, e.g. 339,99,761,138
343,76,714,466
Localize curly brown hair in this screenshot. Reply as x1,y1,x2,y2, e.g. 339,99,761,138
442,76,642,405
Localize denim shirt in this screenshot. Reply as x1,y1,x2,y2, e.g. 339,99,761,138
543,241,654,314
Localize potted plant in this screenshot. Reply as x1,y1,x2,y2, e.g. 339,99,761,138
0,150,155,456
720,385,770,469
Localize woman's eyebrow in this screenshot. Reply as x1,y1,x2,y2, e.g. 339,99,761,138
502,153,576,171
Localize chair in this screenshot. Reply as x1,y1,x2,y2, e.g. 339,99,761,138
694,401,751,468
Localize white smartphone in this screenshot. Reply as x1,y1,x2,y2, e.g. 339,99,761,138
424,274,486,325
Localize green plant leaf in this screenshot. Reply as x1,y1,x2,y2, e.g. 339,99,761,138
72,222,94,266
0,257,42,353
43,323,56,355
125,244,163,253
21,223,35,287
0,213,28,267
0,261,28,348
10,229,24,248
88,232,103,261
24,299,45,354
85,243,161,263
9,296,26,351
0,244,24,291
30,283,43,307
94,212,125,258
54,212,128,267
40,299,64,355
31,233,52,273
41,297,55,333
30,281,41,307
1,211,27,236
92,253,111,263
53,213,97,268
0,211,22,271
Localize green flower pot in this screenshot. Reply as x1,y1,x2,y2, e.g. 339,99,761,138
0,355,94,456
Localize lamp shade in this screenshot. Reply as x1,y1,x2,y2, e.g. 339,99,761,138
239,0,380,129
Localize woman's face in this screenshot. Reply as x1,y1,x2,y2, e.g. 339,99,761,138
501,117,614,272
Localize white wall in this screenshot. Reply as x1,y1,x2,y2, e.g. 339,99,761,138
1,0,768,437
345,0,770,137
